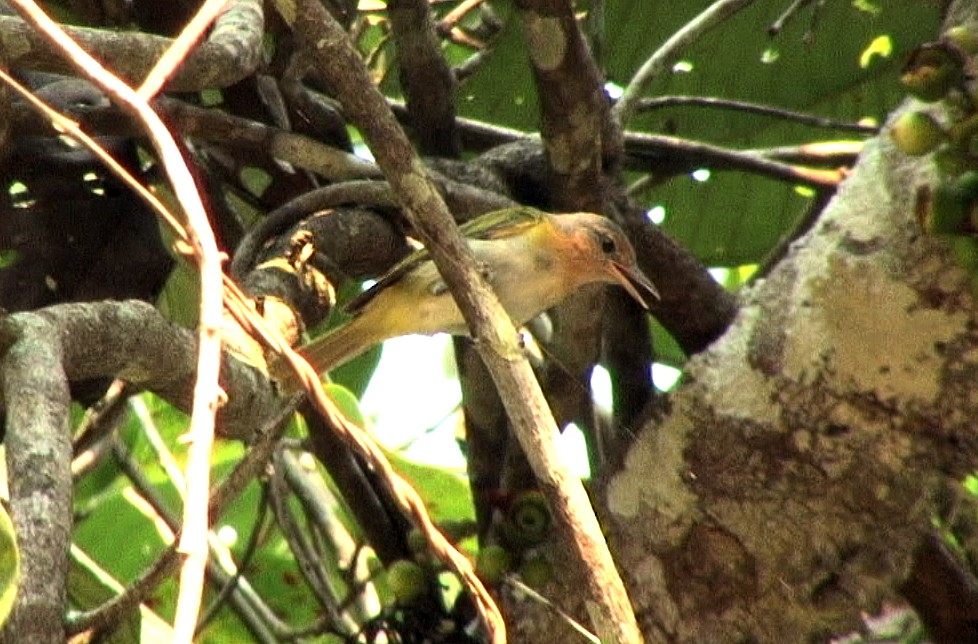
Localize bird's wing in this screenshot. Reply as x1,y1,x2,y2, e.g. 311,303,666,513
343,207,549,315
458,206,546,240
343,245,430,315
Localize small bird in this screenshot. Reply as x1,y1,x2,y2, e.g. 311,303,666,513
277,206,658,381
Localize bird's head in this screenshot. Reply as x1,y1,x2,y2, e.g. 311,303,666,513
556,213,659,308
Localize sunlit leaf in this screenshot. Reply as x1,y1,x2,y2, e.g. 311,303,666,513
385,450,475,523
860,35,893,69
0,502,19,629
323,382,367,426
239,166,273,198
67,546,141,644
459,1,939,266
156,260,201,328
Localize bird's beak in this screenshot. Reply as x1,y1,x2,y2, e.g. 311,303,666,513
610,262,659,309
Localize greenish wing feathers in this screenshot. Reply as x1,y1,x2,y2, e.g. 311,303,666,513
343,207,548,315
343,245,429,315
457,206,545,239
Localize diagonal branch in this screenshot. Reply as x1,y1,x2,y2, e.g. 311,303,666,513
613,0,757,127
5,3,229,639
275,1,644,642
0,0,263,92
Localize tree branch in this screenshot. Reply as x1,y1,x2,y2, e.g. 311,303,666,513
613,0,757,127
0,312,72,643
0,0,264,92
513,0,616,211
0,301,275,438
274,0,643,641
388,0,461,157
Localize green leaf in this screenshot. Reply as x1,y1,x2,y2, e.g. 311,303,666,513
385,450,475,524
650,316,686,370
456,1,940,266
322,382,367,427
608,0,941,266
455,3,535,134
72,488,170,585
0,249,20,269
68,546,141,643
239,166,273,198
0,502,19,629
156,260,201,328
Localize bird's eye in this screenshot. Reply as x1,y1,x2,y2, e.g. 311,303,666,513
598,233,617,255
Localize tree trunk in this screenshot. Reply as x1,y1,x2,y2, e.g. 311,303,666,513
599,103,978,640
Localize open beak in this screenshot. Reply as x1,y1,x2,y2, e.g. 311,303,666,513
610,262,659,309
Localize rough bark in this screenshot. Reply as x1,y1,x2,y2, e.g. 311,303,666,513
593,114,978,640
0,0,263,92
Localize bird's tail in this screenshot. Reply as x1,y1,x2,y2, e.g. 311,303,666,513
268,315,383,392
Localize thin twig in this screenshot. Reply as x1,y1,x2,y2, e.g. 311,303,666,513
67,399,299,636
505,575,599,644
438,0,485,31
269,448,348,629
767,0,817,36
280,446,379,627
623,131,845,188
196,483,270,634
156,7,230,635
69,544,174,638
757,140,863,166
5,4,225,642
614,0,757,127
138,0,233,99
635,95,879,134
129,395,187,494
71,380,130,478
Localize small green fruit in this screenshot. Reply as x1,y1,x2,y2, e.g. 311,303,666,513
926,172,978,235
475,544,512,584
505,491,552,546
518,557,553,587
386,559,426,604
890,111,945,156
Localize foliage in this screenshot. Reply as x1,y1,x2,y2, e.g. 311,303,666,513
0,0,952,641
0,502,18,630
448,1,940,265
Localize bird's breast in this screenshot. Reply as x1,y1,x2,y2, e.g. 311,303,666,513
379,237,570,338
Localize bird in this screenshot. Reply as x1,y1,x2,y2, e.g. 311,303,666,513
274,206,658,384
